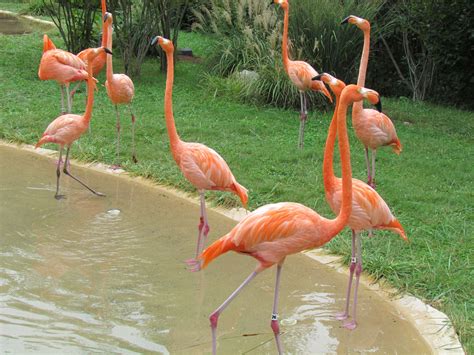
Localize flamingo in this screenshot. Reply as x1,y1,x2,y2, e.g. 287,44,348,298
198,84,382,355
38,35,87,114
151,36,248,270
71,0,108,98
103,12,138,165
274,0,332,149
313,73,408,330
36,47,112,199
342,15,402,187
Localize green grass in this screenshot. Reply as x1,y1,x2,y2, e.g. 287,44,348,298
0,20,473,352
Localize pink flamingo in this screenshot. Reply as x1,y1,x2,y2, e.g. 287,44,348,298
103,12,137,165
198,84,382,354
274,0,332,149
342,15,402,187
36,47,112,199
71,0,108,98
313,73,407,330
38,35,87,114
151,36,248,270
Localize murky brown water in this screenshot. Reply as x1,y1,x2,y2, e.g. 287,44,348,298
0,144,431,354
0,12,54,35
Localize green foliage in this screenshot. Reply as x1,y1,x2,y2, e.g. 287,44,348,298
193,0,382,109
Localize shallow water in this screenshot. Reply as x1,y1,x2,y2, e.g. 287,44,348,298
0,12,54,35
0,145,431,354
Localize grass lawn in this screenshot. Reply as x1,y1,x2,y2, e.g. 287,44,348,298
0,8,473,352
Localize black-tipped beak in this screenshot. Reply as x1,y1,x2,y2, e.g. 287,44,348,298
151,36,159,46
375,99,382,113
103,13,109,22
312,73,325,81
341,16,350,25
104,47,112,55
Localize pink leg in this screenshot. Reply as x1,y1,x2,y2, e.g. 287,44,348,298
60,85,66,115
343,233,362,330
113,105,121,169
364,147,372,186
186,191,207,272
336,231,357,320
128,104,138,163
298,92,307,149
371,149,376,188
54,148,65,200
210,270,259,355
271,263,284,355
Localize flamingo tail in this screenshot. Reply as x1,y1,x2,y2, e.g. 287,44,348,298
391,139,402,155
35,135,55,148
199,235,235,269
379,219,408,242
232,182,248,208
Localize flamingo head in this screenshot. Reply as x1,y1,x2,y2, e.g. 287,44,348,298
342,85,382,112
273,0,288,10
86,47,112,63
103,12,113,25
151,36,174,53
358,86,382,112
341,15,370,31
312,73,346,98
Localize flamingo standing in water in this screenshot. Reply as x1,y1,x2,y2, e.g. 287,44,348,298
36,47,112,199
38,35,87,114
104,12,137,165
342,15,402,187
313,73,407,329
198,84,382,354
151,36,248,270
71,0,109,99
274,0,332,149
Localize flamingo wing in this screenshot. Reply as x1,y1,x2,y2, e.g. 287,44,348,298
52,50,86,70
179,143,236,190
287,61,317,91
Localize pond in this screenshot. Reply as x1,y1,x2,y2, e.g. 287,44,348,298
0,144,431,353
0,11,55,35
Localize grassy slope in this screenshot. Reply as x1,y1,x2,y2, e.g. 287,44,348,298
0,19,472,351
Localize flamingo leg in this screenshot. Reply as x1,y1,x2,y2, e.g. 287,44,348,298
186,191,208,272
54,148,65,200
298,91,307,149
63,146,105,197
65,84,72,113
115,105,121,166
336,230,356,320
60,85,66,115
343,233,362,330
371,149,376,188
271,263,284,355
69,81,81,100
210,270,259,355
364,147,371,186
128,104,138,163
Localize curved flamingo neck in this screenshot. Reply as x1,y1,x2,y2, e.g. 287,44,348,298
164,49,181,150
83,67,95,124
106,22,114,82
354,29,370,112
323,95,339,191
281,6,290,72
328,92,353,234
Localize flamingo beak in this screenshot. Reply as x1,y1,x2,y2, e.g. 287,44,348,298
312,74,324,81
375,99,382,113
151,36,159,46
103,47,112,55
341,16,351,25
103,12,110,22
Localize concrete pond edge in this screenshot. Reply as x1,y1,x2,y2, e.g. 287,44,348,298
2,141,465,354
0,10,56,31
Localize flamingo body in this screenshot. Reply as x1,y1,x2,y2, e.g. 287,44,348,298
352,108,401,153
36,114,88,148
38,49,87,84
105,74,135,104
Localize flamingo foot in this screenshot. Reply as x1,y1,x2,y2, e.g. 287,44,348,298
94,191,106,197
185,258,202,272
342,319,357,330
54,194,66,200
111,164,122,170
132,154,138,164
335,311,349,321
